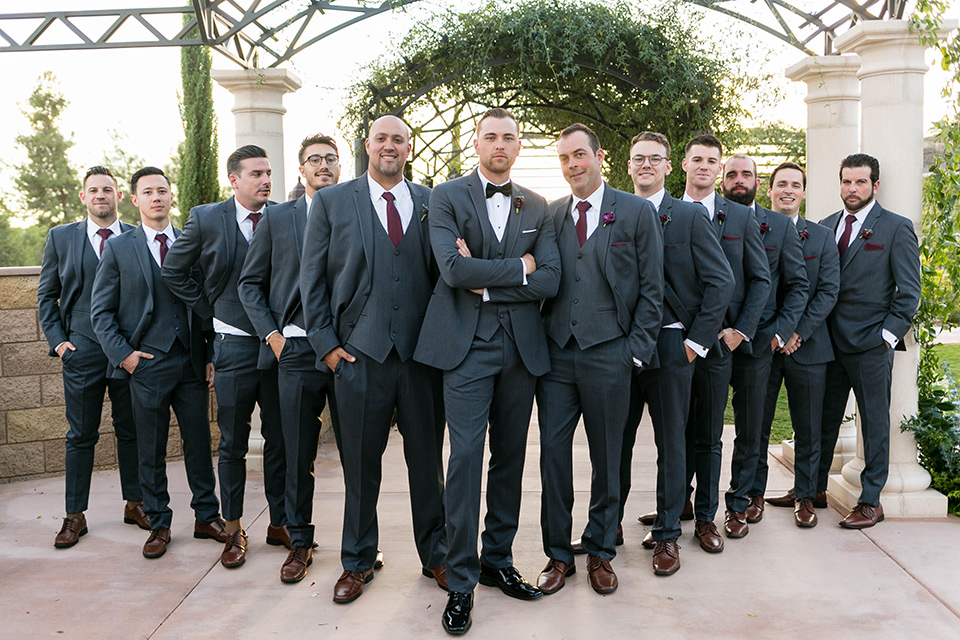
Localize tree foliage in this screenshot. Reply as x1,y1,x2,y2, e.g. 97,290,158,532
101,129,145,225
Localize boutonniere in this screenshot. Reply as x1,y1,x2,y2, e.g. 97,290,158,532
798,229,809,242
420,203,428,222
717,211,726,225
759,222,770,235
602,212,616,228
514,195,525,212
659,213,671,227
860,228,873,240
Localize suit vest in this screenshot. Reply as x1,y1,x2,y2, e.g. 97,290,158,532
213,224,257,334
474,209,515,342
349,215,431,363
69,239,100,342
141,257,189,353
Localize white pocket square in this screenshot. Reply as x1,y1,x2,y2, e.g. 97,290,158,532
522,229,537,234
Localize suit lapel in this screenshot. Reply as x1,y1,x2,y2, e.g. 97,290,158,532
292,196,306,262
222,198,237,273
132,225,155,300
713,195,727,237
72,221,87,280
354,175,375,273
468,170,492,257
408,180,432,268
841,203,882,269
595,184,616,272
503,185,525,258
796,215,807,243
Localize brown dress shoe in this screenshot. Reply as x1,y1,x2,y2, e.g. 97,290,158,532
571,525,623,555
745,495,764,523
641,530,655,549
794,499,818,528
333,568,374,603
839,503,884,529
143,528,171,558
281,545,313,583
54,514,88,549
266,524,292,549
638,510,657,526
422,564,449,591
221,530,248,568
537,558,575,595
123,502,151,530
724,510,749,538
765,488,796,507
814,491,828,509
586,556,617,594
194,518,228,543
694,520,724,553
652,539,681,576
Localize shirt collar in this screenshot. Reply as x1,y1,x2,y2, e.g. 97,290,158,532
86,217,123,239
477,168,510,192
844,198,877,221
683,190,716,214
234,196,265,221
367,172,410,202
571,182,605,214
303,192,313,217
143,222,174,244
645,188,665,209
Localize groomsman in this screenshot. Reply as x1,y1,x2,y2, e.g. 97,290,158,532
415,108,560,634
38,166,146,548
614,131,732,575
720,155,807,536
300,116,448,604
817,154,920,529
238,134,341,583
755,162,839,527
163,145,287,568
680,134,770,553
91,167,224,558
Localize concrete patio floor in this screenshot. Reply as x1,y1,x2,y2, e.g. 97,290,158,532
2,408,959,640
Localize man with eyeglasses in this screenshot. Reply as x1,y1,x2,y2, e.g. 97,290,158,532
239,134,341,583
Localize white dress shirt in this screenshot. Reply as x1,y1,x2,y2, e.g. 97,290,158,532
644,188,665,210
214,197,264,337
569,182,604,240
86,217,124,259
476,170,526,301
368,172,413,234
143,222,175,269
683,190,717,220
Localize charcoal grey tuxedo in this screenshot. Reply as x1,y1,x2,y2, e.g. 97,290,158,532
753,216,839,501
238,194,336,550
91,225,219,531
685,194,771,522
300,174,446,574
38,219,140,514
414,169,560,593
619,193,733,542
817,201,920,506
537,184,664,564
725,205,808,514
162,197,285,528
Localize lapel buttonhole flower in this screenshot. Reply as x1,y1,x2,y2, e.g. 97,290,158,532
860,228,873,240
602,212,616,227
798,229,809,241
420,203,428,222
514,195,525,212
717,211,726,224
659,213,671,226
759,222,770,235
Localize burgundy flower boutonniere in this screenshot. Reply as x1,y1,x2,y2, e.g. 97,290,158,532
759,222,770,235
514,195,525,213
602,212,616,228
659,213,671,227
860,228,873,240
420,203,428,222
717,211,726,225
798,229,809,242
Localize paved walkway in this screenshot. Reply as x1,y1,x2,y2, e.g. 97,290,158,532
2,409,959,639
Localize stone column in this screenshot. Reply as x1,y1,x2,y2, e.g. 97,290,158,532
212,68,302,198
782,56,860,472
828,19,955,516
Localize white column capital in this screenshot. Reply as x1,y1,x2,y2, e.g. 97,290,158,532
785,55,861,102
834,19,958,78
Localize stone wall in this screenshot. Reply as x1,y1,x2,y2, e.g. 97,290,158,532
0,267,219,483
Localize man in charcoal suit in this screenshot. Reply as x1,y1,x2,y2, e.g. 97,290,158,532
299,116,448,604
816,153,920,529
414,107,560,634
91,167,223,559
39,166,147,548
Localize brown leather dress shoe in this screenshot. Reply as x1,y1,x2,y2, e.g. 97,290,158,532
839,503,884,529
194,518,228,543
638,500,694,526
641,530,655,549
143,528,171,558
281,545,313,583
571,524,623,555
221,530,248,568
745,495,765,523
652,539,681,576
266,524,292,549
794,499,818,528
54,514,88,548
765,488,796,507
333,568,374,603
537,558,575,595
814,491,828,509
586,556,617,594
123,502,151,530
694,520,724,553
724,510,749,538
422,564,449,591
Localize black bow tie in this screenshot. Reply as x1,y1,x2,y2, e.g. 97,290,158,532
485,182,512,199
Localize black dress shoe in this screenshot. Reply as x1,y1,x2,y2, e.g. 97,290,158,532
442,591,473,635
478,564,543,600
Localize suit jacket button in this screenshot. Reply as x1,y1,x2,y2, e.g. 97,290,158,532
575,277,580,282
474,303,480,309
393,305,399,310
577,254,582,259
572,321,578,326
394,277,400,282
498,313,504,318
348,322,355,328
573,299,578,304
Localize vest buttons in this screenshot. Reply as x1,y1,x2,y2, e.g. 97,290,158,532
393,305,399,310
394,250,400,256
575,276,580,282
573,299,578,304
572,320,578,326
394,277,400,282
577,254,582,259
474,303,480,309
499,313,504,319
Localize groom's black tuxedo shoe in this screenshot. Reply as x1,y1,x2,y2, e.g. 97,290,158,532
478,563,543,600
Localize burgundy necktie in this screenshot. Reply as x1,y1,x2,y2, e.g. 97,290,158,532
575,200,590,247
383,192,403,248
96,228,113,258
837,214,857,258
247,212,261,235
156,232,168,266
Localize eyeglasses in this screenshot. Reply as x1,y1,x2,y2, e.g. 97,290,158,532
631,154,665,167
303,154,339,167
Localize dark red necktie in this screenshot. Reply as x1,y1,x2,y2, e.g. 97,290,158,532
837,214,857,258
247,212,261,234
96,228,113,258
575,200,590,247
156,232,168,266
383,192,403,248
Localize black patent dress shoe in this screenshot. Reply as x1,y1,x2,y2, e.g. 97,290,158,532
478,563,543,600
442,591,473,635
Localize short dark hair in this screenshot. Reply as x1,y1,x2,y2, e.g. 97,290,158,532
769,162,807,189
684,133,723,156
130,166,169,194
227,145,268,177
839,153,880,184
83,165,117,188
559,123,600,153
630,131,671,158
476,107,518,135
298,134,338,165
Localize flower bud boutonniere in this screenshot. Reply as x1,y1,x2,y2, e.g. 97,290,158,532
759,222,770,235
602,212,616,228
717,211,726,225
420,203,428,222
860,228,873,240
659,213,671,227
798,229,809,242
514,195,525,213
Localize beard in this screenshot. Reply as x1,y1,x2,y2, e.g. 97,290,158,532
845,193,873,213
723,184,757,207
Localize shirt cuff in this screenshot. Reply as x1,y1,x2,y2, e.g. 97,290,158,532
734,329,750,342
521,259,528,286
265,330,279,342
55,341,67,354
684,339,708,358
632,357,643,369
775,334,785,348
482,288,490,302
882,329,899,348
